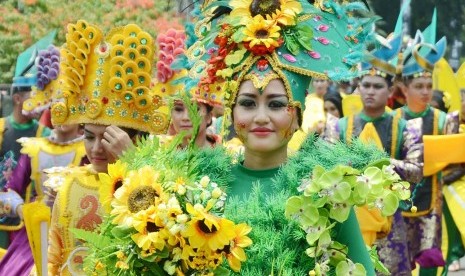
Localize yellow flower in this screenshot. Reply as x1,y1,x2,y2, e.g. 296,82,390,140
243,15,281,48
111,166,165,226
183,203,235,251
98,160,128,213
231,0,302,26
116,261,129,270
224,223,253,272
132,230,166,251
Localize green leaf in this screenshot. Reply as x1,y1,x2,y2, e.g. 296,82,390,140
111,225,135,239
232,26,246,43
225,49,247,66
70,228,113,250
296,35,313,51
213,266,231,276
285,35,300,55
146,262,169,275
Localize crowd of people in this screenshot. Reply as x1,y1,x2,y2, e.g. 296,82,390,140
0,0,464,275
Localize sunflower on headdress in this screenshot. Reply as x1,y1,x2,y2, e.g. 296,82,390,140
111,166,166,226
243,15,281,49
99,160,128,213
230,0,302,26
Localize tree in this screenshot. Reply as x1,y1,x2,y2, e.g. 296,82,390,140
0,0,190,83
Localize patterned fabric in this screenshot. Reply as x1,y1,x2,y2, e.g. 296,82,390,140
375,210,411,275
47,166,103,276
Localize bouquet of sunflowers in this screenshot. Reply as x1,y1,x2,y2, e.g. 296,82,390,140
73,132,252,275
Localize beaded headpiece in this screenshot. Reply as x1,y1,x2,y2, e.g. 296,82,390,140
11,31,57,94
22,45,61,116
154,28,224,108
178,0,375,119
401,9,446,79
51,20,168,133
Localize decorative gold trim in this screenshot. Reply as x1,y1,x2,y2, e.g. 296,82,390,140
391,115,400,158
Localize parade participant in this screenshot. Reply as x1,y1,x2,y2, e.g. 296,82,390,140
328,34,423,275
0,32,56,161
0,45,87,275
393,12,458,274
178,0,410,274
428,88,465,273
153,29,222,148
324,91,343,119
0,33,55,250
46,20,166,275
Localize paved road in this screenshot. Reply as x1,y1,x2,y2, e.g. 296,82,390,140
449,257,465,276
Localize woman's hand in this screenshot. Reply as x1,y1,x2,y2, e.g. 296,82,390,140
101,125,134,159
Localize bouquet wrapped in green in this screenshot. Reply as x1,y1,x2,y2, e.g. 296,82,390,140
73,136,252,276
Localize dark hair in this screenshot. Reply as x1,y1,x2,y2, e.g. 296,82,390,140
431,90,448,113
323,91,343,117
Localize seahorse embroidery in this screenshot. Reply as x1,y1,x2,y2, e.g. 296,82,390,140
76,195,102,231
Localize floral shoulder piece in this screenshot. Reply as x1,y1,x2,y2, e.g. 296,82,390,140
282,137,412,275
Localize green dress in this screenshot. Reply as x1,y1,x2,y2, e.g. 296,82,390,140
226,162,375,275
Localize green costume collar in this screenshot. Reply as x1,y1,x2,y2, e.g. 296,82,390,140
8,115,37,130
402,105,431,118
359,111,389,123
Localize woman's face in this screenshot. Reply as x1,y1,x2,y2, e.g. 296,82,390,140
312,78,329,97
170,101,212,138
84,124,114,173
233,79,298,153
324,101,340,118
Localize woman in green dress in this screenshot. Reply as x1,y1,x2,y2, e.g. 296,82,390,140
176,0,399,274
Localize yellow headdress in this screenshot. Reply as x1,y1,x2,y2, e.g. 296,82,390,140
51,20,168,133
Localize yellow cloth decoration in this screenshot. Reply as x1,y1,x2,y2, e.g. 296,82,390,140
342,94,363,117
423,133,465,176
358,122,384,150
356,122,390,245
301,94,325,133
355,206,392,246
443,176,465,245
23,201,51,276
288,129,308,154
433,58,461,113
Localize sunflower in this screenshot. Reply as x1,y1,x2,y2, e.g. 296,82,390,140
183,203,235,251
111,166,165,226
243,15,281,48
231,0,302,26
223,223,252,272
98,160,128,213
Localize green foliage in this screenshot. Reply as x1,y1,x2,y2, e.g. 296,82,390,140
0,0,186,83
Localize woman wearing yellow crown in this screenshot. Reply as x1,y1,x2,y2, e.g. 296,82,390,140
45,20,168,275
175,0,416,274
0,45,86,276
153,28,223,149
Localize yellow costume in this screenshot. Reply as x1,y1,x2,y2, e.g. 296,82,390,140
45,20,164,276
47,166,102,275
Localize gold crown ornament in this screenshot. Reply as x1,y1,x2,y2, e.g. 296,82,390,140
51,20,168,134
